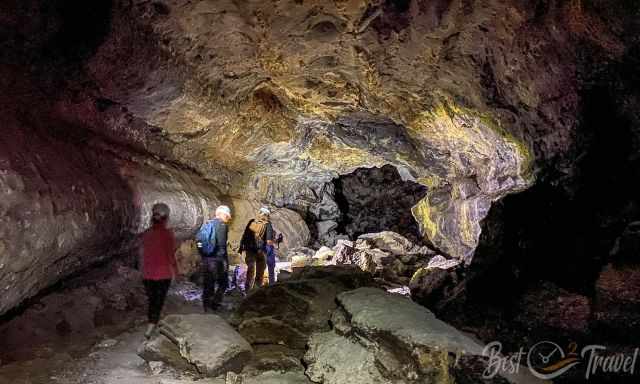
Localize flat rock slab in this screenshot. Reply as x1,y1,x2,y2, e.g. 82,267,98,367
337,287,484,356
139,314,253,377
232,265,374,350
357,231,434,256
306,331,390,384
305,287,491,384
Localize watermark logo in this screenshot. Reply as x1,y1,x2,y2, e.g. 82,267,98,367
526,341,580,379
482,340,639,380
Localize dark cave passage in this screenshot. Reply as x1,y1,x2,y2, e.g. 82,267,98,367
332,165,427,244
473,63,640,298
431,53,640,361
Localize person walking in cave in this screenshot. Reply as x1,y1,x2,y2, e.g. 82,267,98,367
239,207,275,291
196,205,232,312
141,203,178,339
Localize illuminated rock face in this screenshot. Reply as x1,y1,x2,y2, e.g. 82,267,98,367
0,120,221,315
85,0,614,260
0,0,636,312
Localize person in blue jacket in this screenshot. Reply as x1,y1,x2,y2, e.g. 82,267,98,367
196,205,232,312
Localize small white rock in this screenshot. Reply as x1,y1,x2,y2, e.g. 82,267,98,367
149,361,165,375
95,338,118,348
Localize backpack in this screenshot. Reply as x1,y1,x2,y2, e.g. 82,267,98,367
239,219,258,253
195,220,217,257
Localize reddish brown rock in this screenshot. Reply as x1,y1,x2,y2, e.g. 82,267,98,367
593,264,640,339
515,281,591,335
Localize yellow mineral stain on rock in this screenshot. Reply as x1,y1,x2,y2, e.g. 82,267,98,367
412,197,439,243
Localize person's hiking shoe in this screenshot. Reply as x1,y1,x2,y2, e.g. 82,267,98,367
144,324,156,339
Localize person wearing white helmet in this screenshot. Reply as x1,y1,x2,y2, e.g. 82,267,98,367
195,204,232,312
141,203,177,338
239,206,275,291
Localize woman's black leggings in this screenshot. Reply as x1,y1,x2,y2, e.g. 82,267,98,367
143,279,171,324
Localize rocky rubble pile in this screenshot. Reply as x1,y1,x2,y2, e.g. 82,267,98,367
277,231,468,307
283,232,439,287
137,268,525,383
0,261,146,363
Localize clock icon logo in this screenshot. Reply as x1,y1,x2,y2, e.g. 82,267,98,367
527,341,581,379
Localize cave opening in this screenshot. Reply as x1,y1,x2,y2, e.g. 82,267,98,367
331,164,427,244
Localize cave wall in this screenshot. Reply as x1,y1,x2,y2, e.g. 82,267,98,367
471,25,640,294
0,117,222,316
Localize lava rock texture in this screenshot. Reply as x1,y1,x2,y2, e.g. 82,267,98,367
1,0,639,314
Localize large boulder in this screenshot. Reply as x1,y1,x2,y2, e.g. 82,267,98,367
409,255,463,308
305,331,388,384
241,344,305,375
330,234,439,287
304,287,498,384
316,220,340,247
231,266,373,353
329,238,389,274
313,246,335,264
138,314,253,377
357,231,434,257
287,247,317,267
515,281,591,336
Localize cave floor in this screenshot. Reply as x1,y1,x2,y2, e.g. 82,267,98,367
0,282,243,384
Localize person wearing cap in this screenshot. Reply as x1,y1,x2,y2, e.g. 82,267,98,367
239,206,275,291
197,205,232,312
141,203,177,338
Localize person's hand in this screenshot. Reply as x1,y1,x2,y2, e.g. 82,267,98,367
267,240,274,246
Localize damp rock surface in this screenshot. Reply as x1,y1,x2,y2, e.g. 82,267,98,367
0,122,221,316
232,266,374,349
139,314,253,377
304,287,492,384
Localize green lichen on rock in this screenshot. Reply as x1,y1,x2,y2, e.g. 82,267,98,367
412,197,439,244
417,175,443,189
474,110,536,184
406,97,534,260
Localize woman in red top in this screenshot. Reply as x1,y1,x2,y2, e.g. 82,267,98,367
141,203,177,338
